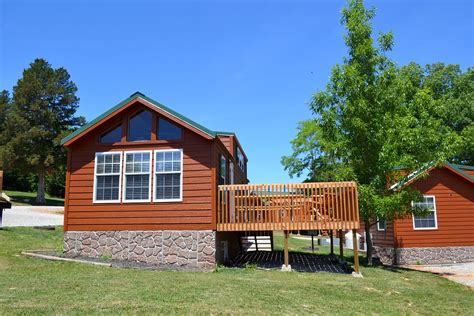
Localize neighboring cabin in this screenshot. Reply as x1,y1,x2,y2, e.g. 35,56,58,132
61,92,248,270
370,162,474,265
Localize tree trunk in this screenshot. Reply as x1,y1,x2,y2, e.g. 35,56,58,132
364,219,373,266
36,171,46,204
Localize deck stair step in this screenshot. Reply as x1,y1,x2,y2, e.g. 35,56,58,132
240,235,273,252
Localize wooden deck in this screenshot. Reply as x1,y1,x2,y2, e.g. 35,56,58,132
217,182,360,232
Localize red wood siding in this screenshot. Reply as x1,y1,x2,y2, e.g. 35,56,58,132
65,109,214,231
394,168,474,248
359,221,395,248
372,221,395,248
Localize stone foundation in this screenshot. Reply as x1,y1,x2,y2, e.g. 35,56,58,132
374,245,474,265
64,230,216,271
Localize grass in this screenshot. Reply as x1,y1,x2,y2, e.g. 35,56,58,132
3,190,64,206
0,228,473,315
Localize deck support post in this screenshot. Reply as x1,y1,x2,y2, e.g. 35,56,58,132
330,230,334,255
339,230,344,260
282,230,291,271
352,229,360,274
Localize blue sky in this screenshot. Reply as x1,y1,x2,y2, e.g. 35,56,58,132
1,0,473,184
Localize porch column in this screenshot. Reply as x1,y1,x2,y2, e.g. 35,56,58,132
330,230,334,255
282,230,291,271
352,229,360,273
339,230,344,260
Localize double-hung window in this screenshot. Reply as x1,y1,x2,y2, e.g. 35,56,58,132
123,151,152,202
154,149,183,201
412,195,438,230
94,152,122,203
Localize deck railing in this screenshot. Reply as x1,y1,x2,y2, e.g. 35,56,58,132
217,182,359,232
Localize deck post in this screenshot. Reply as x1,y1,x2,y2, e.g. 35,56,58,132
330,230,334,255
281,230,291,271
352,229,360,274
339,230,344,260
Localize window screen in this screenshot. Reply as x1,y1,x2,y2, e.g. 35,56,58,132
155,150,182,201
124,152,151,201
94,152,122,202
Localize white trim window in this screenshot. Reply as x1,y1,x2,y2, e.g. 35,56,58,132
93,152,122,203
154,149,183,202
377,218,386,231
412,195,438,230
123,151,152,202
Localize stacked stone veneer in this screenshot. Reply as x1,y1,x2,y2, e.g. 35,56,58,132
64,230,216,271
374,246,474,265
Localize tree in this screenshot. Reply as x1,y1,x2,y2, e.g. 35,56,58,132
0,90,10,128
282,0,462,264
0,59,84,203
281,119,352,182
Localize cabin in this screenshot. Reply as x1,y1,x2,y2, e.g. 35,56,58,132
61,92,361,271
371,162,474,265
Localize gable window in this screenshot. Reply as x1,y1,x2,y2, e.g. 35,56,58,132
123,151,151,202
219,154,227,185
236,147,245,171
154,149,182,201
94,152,122,203
412,195,438,230
128,110,152,141
377,218,386,231
100,125,122,143
157,118,182,140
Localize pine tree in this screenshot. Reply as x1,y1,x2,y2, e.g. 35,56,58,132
0,59,84,203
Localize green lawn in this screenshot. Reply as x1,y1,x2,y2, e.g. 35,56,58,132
0,227,473,314
4,190,64,206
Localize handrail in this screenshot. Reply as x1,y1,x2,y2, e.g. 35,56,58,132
217,182,359,231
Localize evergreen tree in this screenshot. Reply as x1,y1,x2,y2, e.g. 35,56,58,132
0,58,84,203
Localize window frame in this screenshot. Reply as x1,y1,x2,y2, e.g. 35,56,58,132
153,149,183,203
93,151,123,204
377,218,386,231
122,150,152,203
412,195,438,230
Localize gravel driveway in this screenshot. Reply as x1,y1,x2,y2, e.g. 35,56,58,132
405,262,474,289
1,206,64,227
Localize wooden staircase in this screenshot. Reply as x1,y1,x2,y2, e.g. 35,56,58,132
240,232,273,252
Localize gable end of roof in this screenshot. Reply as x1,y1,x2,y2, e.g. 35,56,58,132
61,92,221,145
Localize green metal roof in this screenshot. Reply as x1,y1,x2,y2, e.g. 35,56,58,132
61,92,231,145
390,161,474,191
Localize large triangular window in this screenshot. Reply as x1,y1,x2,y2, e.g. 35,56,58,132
99,125,122,143
128,110,152,141
157,118,182,140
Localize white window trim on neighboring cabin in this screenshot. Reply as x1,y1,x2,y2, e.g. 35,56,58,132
412,195,438,230
377,218,386,231
122,150,152,203
153,148,184,203
93,151,123,204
